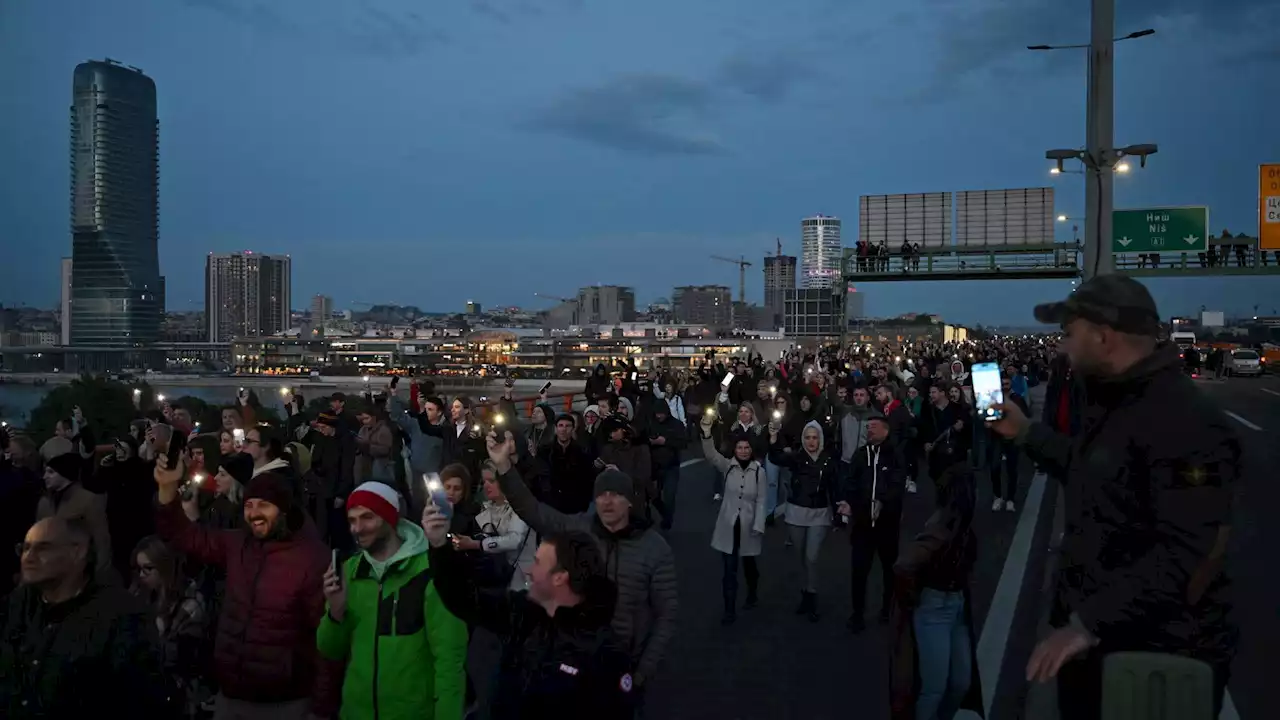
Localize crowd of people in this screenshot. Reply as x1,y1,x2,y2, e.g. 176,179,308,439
0,275,1241,720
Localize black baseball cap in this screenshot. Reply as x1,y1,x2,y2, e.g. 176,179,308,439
1033,275,1161,336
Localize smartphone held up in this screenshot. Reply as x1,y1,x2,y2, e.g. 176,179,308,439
971,361,1005,421
424,473,454,520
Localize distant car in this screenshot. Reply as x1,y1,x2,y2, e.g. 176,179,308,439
1224,349,1263,377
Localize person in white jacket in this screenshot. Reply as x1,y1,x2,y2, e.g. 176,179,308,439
653,381,687,426
698,416,767,626
473,460,536,592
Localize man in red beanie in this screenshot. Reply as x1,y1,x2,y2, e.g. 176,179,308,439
154,456,335,719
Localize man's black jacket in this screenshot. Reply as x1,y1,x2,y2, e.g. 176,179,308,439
839,441,907,531
1,580,174,718
430,544,635,720
1016,343,1238,666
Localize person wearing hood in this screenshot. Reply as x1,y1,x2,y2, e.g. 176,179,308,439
584,363,613,406
82,436,153,581
37,452,114,581
488,431,678,698
645,399,688,531
767,420,838,622
699,414,767,625
836,414,907,633
318,481,468,720
597,414,653,513
524,401,558,454
153,457,337,719
424,512,635,720
837,385,877,482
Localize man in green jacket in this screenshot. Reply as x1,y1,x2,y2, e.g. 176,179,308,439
318,481,468,720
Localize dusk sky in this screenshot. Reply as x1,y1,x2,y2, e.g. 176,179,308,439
2,0,1277,325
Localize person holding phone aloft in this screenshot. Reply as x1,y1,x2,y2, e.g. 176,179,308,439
318,481,468,720
699,412,767,625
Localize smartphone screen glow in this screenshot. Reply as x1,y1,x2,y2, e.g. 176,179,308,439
971,362,1004,421
720,371,734,389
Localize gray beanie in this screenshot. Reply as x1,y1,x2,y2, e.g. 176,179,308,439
593,468,634,504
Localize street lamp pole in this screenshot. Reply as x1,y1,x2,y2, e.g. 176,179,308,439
1084,0,1116,279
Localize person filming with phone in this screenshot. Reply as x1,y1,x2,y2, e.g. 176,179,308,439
986,276,1239,720
422,505,635,719
318,481,468,720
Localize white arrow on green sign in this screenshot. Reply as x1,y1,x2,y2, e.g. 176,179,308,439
1112,206,1209,253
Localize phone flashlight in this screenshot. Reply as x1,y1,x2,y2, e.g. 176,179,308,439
769,385,777,396
424,473,453,520
157,394,166,403
705,407,715,418
192,473,205,486
493,413,505,425
362,375,370,384
233,428,245,448
279,387,290,396
132,388,141,396
472,424,481,433
772,410,782,421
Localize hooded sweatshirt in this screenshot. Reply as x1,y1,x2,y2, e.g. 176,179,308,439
317,520,469,720
839,400,877,463
767,420,836,526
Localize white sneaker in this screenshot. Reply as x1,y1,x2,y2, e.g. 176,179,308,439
992,497,1004,511
906,480,918,494
1005,500,1016,512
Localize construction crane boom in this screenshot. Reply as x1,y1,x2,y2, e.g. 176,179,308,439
529,292,576,302
709,255,753,304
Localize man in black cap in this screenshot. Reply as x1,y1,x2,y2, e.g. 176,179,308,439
988,275,1239,719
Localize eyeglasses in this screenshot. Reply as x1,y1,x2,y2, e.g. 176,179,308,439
134,563,157,575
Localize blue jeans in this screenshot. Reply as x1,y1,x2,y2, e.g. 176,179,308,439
764,458,781,517
913,588,973,720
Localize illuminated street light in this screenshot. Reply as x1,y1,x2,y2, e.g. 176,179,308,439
1116,162,1131,173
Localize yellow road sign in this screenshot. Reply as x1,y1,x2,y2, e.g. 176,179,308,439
1261,164,1280,250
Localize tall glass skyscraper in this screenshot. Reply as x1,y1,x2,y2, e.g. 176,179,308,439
69,59,161,347
800,215,842,289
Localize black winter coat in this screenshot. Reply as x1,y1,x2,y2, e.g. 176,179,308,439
431,545,635,720
0,580,173,718
1018,343,1239,667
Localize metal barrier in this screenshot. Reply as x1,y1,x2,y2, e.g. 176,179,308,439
473,392,590,422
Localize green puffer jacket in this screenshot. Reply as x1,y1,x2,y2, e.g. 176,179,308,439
317,521,468,720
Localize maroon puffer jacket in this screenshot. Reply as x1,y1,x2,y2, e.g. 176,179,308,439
155,498,333,709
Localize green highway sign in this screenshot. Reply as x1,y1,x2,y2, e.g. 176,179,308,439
1112,206,1209,253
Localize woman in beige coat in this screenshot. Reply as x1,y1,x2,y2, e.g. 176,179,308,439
699,416,768,625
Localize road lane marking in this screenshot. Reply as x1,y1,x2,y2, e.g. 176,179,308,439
960,471,1049,719
1262,387,1280,398
1223,411,1263,431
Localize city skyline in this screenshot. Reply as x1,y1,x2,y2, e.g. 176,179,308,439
2,0,1278,326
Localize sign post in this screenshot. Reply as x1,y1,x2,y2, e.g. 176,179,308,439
1261,164,1280,251
1111,207,1209,254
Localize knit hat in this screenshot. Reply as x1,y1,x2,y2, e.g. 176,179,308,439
593,468,634,505
245,472,294,511
347,481,401,527
220,452,255,487
46,453,81,483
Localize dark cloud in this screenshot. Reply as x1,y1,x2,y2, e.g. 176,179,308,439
182,0,452,57
341,0,450,58
523,75,726,156
717,53,816,102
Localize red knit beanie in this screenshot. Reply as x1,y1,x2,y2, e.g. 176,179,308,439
346,481,401,527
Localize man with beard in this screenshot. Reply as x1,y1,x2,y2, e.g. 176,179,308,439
153,455,334,720
989,275,1239,720
424,511,635,719
317,481,467,720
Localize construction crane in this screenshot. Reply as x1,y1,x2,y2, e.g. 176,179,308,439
710,255,752,304
533,292,576,304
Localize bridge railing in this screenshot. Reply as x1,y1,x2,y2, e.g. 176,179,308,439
844,243,1079,279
